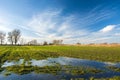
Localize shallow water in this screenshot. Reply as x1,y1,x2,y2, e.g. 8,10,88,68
1,57,120,80
2,57,119,68
0,73,58,80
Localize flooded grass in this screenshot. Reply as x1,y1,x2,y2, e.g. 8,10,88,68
107,66,120,72
2,64,104,78
1,57,120,79
0,45,120,79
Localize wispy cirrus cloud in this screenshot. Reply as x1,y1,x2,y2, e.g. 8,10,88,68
73,6,116,30
24,6,117,43
26,9,90,43
0,5,119,44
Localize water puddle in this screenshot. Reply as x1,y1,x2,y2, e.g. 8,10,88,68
1,57,120,80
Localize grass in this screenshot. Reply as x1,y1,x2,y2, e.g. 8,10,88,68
0,45,120,64
4,65,103,76
0,45,120,79
62,65,103,75
70,76,120,80
107,66,120,72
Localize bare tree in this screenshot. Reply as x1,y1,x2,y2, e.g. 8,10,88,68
12,29,21,45
20,38,26,45
53,40,63,45
8,29,21,45
43,41,48,45
76,42,81,45
20,38,24,45
0,31,6,45
27,39,37,45
8,32,14,45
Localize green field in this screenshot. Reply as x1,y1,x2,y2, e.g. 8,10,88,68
1,45,120,79
0,45,120,64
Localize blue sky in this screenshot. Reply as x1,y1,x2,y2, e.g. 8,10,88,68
0,0,120,44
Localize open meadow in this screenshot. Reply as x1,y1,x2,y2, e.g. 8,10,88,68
0,45,120,63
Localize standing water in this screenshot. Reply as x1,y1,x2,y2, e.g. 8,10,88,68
1,57,120,80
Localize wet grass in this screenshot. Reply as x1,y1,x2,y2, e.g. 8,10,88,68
89,76,120,80
4,65,103,76
70,76,120,80
107,66,120,72
62,65,103,76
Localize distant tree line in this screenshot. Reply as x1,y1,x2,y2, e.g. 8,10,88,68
0,29,63,46
43,40,63,45
0,29,119,46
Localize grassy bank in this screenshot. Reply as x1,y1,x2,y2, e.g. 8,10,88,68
0,45,120,63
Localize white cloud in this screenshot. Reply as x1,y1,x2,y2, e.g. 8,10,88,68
99,25,116,33
26,9,87,42
115,33,120,36
0,7,119,44
25,8,120,44
74,24,120,44
0,24,12,32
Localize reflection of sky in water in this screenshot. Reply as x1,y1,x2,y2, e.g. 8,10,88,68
31,59,54,67
2,62,15,67
0,73,58,80
1,57,120,68
1,57,120,80
2,59,24,67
